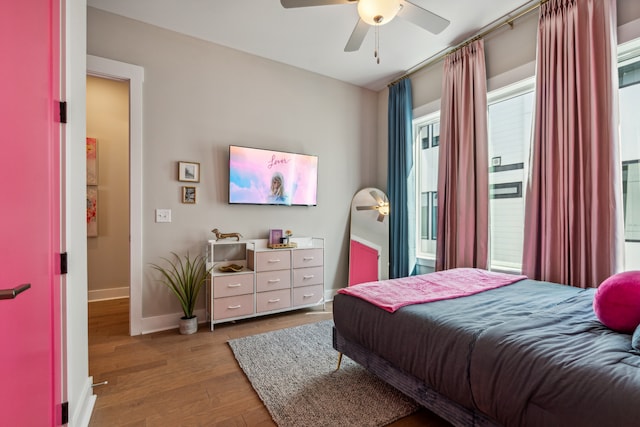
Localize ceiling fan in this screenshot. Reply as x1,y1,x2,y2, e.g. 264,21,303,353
280,0,450,53
356,189,390,222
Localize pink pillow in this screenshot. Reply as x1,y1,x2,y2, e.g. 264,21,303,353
593,271,640,333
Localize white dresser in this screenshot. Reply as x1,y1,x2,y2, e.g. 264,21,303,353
206,237,324,330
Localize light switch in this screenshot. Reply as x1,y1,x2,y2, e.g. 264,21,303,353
155,209,172,223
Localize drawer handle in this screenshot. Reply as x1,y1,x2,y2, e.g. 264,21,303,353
267,279,281,283
268,298,281,303
268,259,281,263
303,275,315,279
303,256,314,261
228,305,242,309
227,283,242,288
303,293,315,298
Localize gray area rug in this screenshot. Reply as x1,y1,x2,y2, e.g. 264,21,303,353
228,320,419,426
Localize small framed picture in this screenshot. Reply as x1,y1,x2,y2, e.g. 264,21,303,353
86,137,98,185
178,161,200,182
269,229,283,245
87,186,98,237
182,186,196,204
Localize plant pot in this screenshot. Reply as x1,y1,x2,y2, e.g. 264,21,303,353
179,316,198,335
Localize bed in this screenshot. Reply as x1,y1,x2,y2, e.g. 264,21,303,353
332,268,640,427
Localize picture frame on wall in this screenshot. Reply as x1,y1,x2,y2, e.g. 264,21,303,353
87,186,98,237
86,137,99,237
182,186,196,204
87,137,98,185
269,229,283,246
178,161,200,182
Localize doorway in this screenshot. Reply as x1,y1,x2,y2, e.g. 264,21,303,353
86,75,130,305
87,55,144,335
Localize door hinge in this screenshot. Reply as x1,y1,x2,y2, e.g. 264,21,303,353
60,252,68,275
58,101,67,123
60,401,69,425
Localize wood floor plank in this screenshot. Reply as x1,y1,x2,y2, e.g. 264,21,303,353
88,298,451,426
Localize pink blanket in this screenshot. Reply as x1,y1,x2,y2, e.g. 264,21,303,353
338,268,527,313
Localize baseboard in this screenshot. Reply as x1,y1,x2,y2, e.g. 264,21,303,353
140,308,207,334
130,292,336,335
324,289,337,302
70,376,96,427
88,287,129,302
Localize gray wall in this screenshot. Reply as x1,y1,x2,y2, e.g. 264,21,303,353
388,9,540,115
87,7,379,318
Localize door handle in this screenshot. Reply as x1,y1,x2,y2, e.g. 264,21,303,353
0,283,31,300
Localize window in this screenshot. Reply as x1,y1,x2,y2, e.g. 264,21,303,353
414,37,640,271
486,81,535,271
619,39,640,269
415,117,439,259
622,161,640,242
413,81,534,270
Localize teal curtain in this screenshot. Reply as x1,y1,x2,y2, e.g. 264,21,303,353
387,79,416,278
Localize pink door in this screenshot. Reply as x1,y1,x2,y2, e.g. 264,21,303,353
0,0,62,425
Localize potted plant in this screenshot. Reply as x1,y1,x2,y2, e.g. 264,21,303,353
150,252,211,335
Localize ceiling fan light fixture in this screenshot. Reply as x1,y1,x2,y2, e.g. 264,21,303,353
357,0,401,26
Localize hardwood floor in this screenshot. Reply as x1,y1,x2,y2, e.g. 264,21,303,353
88,298,451,426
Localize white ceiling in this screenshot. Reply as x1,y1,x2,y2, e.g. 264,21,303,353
87,0,538,91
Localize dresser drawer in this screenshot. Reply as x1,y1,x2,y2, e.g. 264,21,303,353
293,266,323,287
213,273,253,298
292,248,323,268
293,284,324,307
256,289,291,313
254,250,291,272
256,269,291,292
213,294,254,320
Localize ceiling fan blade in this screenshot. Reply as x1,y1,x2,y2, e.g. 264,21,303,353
280,0,354,8
344,18,369,52
398,1,450,34
356,205,378,211
369,190,384,205
377,212,385,222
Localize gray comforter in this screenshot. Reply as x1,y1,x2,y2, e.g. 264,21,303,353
332,279,640,426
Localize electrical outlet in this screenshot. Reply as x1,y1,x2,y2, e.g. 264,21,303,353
155,209,172,223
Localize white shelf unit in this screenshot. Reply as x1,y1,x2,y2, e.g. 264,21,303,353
206,237,324,331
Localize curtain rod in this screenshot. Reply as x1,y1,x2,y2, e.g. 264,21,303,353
388,0,547,87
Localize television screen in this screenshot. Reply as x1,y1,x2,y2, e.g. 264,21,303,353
229,145,318,206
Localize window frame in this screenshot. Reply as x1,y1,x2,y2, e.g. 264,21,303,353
413,112,440,265
618,37,640,249
413,79,536,268
485,78,535,272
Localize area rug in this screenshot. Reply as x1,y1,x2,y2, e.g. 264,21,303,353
228,320,419,426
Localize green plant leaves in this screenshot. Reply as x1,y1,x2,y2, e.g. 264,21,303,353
150,252,212,319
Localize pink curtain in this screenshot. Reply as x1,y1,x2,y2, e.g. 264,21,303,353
436,39,489,271
522,0,624,288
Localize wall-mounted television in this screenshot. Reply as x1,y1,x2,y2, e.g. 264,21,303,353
228,145,318,206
